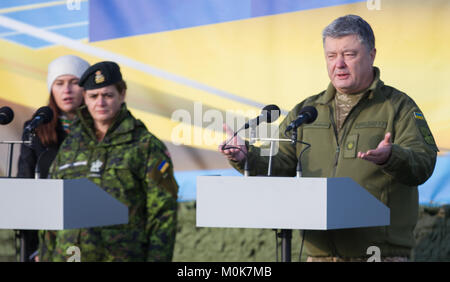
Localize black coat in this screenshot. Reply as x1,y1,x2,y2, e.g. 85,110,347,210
17,120,66,179
15,120,66,261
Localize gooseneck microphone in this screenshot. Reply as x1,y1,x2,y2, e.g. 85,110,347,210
283,106,318,177
222,104,281,177
24,106,54,133
241,104,281,130
0,106,14,125
284,106,318,133
222,104,282,151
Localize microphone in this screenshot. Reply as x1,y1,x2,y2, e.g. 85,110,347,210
285,106,318,133
25,106,54,133
242,104,281,130
0,106,14,125
220,104,281,176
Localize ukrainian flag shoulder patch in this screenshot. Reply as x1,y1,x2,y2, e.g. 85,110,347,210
158,160,170,174
414,112,424,120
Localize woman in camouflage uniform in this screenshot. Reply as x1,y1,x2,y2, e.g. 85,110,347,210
39,61,178,262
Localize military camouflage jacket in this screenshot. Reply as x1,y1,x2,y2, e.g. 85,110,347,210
231,67,438,258
40,103,178,262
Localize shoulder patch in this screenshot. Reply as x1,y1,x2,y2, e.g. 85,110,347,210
158,160,170,175
414,112,424,120
413,112,437,148
419,126,436,146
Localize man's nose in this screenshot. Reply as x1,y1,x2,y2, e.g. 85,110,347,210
336,55,346,68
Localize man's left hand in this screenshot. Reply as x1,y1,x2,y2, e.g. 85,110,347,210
357,132,392,165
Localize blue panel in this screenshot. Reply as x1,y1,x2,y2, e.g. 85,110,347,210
90,0,251,42
4,1,88,28
4,33,52,48
0,26,14,34
419,154,450,206
175,169,242,202
0,0,60,9
0,1,88,48
90,0,368,42
51,25,88,39
251,0,365,17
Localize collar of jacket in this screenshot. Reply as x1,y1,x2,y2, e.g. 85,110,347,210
316,67,386,105
76,103,136,146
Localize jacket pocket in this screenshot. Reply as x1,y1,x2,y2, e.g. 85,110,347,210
303,122,331,129
354,121,387,129
353,120,387,152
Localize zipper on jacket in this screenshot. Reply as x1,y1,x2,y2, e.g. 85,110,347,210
328,105,340,175
334,147,340,166
329,91,372,177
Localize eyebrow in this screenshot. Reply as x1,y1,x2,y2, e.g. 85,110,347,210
55,78,79,82
87,92,113,96
326,49,358,53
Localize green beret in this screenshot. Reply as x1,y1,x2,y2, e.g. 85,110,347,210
78,61,123,90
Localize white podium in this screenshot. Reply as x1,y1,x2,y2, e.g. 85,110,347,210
0,178,128,230
197,176,389,229
196,176,390,261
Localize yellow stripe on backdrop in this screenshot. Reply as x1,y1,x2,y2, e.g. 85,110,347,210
0,0,449,150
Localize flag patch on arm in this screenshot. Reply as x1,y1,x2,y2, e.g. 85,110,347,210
158,160,170,174
413,112,424,120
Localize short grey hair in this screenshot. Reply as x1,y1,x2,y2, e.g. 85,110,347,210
322,15,375,51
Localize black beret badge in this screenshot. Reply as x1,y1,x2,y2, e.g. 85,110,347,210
95,70,105,84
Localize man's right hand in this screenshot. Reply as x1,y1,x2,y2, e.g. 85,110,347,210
218,123,247,162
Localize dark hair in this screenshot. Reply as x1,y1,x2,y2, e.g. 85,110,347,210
322,14,375,51
114,80,127,95
35,89,86,146
35,93,61,146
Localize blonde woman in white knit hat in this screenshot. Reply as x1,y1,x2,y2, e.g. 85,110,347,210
15,55,89,262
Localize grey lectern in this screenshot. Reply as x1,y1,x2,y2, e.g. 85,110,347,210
0,178,128,230
196,176,390,261
0,178,128,262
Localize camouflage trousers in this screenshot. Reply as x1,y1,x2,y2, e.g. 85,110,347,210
306,256,408,262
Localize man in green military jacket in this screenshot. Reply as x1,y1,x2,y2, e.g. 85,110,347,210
39,61,178,262
220,15,438,261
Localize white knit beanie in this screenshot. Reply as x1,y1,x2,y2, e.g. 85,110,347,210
47,55,90,92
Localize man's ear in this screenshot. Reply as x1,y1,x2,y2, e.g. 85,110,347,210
370,48,377,62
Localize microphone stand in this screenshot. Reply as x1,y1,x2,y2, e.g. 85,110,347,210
291,129,310,262
244,125,258,177
250,136,292,262
1,140,31,177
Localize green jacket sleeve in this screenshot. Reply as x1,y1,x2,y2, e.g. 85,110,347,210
144,144,178,262
381,103,438,186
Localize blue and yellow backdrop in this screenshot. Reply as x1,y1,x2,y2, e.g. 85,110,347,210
0,0,449,205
